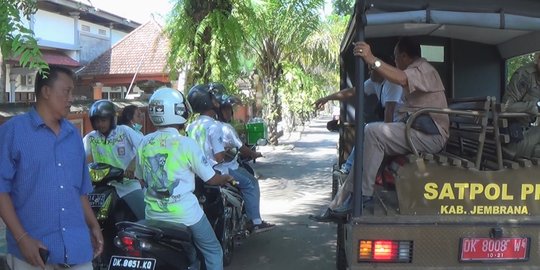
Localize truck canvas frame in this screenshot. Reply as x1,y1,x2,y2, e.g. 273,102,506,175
337,0,540,269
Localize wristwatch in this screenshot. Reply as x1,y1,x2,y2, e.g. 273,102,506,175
371,59,382,70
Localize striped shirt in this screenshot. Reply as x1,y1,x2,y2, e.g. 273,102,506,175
0,107,93,264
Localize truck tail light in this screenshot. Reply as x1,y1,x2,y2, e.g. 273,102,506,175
358,240,413,263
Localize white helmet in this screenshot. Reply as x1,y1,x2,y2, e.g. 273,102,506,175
148,87,191,126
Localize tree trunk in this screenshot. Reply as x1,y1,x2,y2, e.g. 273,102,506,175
264,81,281,145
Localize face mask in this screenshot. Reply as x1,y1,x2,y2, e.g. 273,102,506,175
132,123,143,132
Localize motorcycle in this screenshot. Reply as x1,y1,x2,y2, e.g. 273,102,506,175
87,163,141,270
111,138,269,269
112,168,251,269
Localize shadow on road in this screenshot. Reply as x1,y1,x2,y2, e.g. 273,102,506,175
227,116,339,270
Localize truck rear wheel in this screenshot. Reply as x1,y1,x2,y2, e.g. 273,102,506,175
336,224,347,270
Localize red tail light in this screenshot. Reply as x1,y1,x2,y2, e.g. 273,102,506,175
373,240,396,260
358,240,413,263
116,236,141,257
121,236,135,247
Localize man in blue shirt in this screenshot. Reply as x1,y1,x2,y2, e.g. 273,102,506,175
0,66,103,269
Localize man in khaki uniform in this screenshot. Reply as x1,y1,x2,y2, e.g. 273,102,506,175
310,37,449,222
502,52,540,159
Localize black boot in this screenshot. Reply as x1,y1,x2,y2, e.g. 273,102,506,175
309,208,347,223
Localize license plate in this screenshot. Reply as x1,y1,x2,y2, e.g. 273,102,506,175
108,255,156,270
88,193,106,208
460,237,529,262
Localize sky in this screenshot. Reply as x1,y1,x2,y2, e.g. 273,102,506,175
81,0,333,24
81,0,175,24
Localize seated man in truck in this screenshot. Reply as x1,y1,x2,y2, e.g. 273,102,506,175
501,52,540,159
310,37,449,222
313,55,404,174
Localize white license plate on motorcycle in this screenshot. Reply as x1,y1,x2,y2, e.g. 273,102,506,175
88,193,106,208
108,255,156,270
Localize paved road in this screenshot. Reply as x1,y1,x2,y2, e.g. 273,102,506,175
227,116,339,270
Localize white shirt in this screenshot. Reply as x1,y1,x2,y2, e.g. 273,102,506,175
83,124,143,169
214,122,244,174
186,115,225,167
364,78,404,121
83,124,144,197
136,127,216,226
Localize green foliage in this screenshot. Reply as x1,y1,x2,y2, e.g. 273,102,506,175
278,61,325,120
247,0,323,79
506,53,536,83
167,0,345,143
0,0,48,74
332,0,354,16
166,0,253,89
304,14,349,100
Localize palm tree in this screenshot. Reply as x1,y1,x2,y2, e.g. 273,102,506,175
245,0,324,144
166,0,253,90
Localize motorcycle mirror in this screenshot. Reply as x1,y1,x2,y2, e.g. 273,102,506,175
256,138,267,146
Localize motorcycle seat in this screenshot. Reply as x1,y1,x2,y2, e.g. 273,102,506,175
136,219,192,242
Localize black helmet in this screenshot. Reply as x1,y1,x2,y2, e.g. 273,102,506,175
218,94,241,108
208,82,227,96
187,84,217,114
216,94,241,122
89,100,116,130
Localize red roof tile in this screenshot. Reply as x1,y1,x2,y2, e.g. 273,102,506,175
9,50,80,67
79,20,169,76
42,50,81,67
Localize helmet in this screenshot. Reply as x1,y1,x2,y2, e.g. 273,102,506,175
187,84,218,113
148,87,190,126
208,82,227,96
218,94,242,108
89,100,116,130
216,94,241,122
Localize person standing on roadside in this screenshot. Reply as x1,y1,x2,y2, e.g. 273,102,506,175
0,66,103,269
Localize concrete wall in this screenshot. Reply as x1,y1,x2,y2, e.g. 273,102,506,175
34,10,75,46
111,29,128,45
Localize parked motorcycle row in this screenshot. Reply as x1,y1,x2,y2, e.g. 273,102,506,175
88,139,267,270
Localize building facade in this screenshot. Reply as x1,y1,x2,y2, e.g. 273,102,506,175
2,0,140,103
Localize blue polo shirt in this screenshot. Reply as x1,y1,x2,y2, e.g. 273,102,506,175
0,108,94,264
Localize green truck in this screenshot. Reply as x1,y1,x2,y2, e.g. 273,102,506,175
335,1,540,269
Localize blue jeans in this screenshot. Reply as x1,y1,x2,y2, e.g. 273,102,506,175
228,167,261,221
190,215,223,270
341,147,355,173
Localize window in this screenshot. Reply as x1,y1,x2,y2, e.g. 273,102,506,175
98,29,107,36
20,74,34,86
109,92,122,100
15,92,35,102
421,45,445,62
81,25,90,32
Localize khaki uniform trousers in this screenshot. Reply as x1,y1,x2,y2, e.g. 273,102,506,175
504,126,540,159
329,122,446,210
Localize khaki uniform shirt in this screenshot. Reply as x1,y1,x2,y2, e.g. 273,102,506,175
403,58,450,138
502,63,540,123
